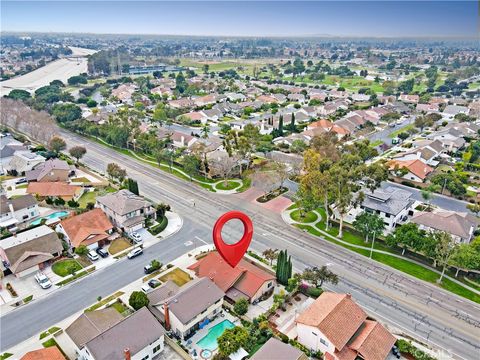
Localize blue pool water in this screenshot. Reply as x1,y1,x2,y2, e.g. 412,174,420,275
196,320,235,351
31,211,70,225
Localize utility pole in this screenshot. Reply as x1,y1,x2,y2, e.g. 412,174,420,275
369,230,376,259
441,177,447,195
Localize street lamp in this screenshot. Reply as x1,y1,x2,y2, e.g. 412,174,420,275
369,230,376,259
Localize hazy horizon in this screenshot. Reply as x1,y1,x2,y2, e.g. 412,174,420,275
1,1,478,38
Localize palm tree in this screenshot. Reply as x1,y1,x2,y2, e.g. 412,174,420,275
201,124,210,139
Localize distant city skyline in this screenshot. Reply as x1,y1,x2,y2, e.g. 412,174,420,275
1,1,478,38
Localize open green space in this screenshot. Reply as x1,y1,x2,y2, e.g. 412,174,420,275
0,353,13,360
56,267,95,286
159,268,192,286
290,209,318,223
216,180,241,191
85,291,124,312
389,124,415,138
52,259,83,277
108,237,132,255
109,299,129,315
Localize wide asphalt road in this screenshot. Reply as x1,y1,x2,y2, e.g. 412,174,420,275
1,130,479,359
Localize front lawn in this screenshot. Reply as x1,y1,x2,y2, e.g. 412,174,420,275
52,259,83,277
159,268,192,286
71,177,90,183
108,238,132,255
216,180,240,191
290,209,318,223
109,299,129,315
15,184,28,189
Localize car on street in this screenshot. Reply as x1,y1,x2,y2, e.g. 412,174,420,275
96,247,109,258
144,263,158,274
148,279,161,288
87,250,99,261
127,247,143,259
130,232,142,243
34,272,52,289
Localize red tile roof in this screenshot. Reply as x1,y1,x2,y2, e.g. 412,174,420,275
348,320,396,360
27,182,81,197
21,347,65,360
388,159,433,180
296,293,367,350
59,208,113,248
187,251,275,300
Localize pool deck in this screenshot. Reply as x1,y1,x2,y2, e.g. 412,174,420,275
183,312,241,359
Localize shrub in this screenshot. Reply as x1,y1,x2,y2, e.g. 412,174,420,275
396,339,436,360
166,264,174,269
306,287,323,298
75,245,88,256
233,298,249,316
129,291,149,310
278,333,289,343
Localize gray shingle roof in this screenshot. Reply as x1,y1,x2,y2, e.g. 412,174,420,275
96,189,153,216
250,338,304,360
362,187,413,216
163,277,224,325
411,210,478,239
85,307,165,360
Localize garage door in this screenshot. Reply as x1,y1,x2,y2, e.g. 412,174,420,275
128,223,144,233
87,243,99,250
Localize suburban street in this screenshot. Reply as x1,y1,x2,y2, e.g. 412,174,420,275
1,130,478,359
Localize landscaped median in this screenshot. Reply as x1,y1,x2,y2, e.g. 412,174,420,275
283,205,480,304
88,135,248,194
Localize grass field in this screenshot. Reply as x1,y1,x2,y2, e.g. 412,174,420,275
216,180,241,191
108,238,132,255
290,209,318,223
52,259,83,277
159,268,192,286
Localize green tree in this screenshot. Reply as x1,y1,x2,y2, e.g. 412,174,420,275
127,178,139,195
49,136,66,154
276,250,292,285
233,298,249,316
51,103,82,122
7,89,31,101
201,124,210,139
182,154,200,181
69,146,87,163
128,291,150,310
449,243,480,276
262,248,278,265
218,326,249,356
67,199,79,208
106,163,127,181
67,75,88,86
301,266,339,288
75,245,88,256
421,189,433,210
203,64,210,74
432,231,457,283
386,223,426,255
353,211,385,242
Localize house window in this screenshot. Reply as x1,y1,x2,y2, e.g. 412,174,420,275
153,344,162,353
267,282,273,288
320,338,328,346
385,213,390,218
141,356,149,360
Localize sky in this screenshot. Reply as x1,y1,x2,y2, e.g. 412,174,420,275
1,1,478,38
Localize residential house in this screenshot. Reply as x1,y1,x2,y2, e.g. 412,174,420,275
427,128,466,152
26,159,73,183
8,151,45,174
67,307,165,360
257,95,279,104
399,94,419,104
307,119,333,132
288,93,306,103
56,208,114,250
0,225,63,277
111,84,137,103
0,135,27,174
0,194,39,230
334,187,415,233
411,210,478,244
168,98,195,110
273,133,311,147
392,139,444,166
27,182,83,201
416,103,440,113
193,94,218,107
442,105,470,119
296,292,396,360
96,189,156,234
351,93,370,102
250,338,308,360
179,111,208,124
148,277,224,340
188,251,276,303
20,347,66,360
387,159,434,183
201,108,223,122
171,131,198,149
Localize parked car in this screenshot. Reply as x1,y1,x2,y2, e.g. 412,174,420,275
148,279,161,289
96,247,109,258
87,250,99,261
34,272,52,289
15,177,27,184
127,247,143,259
144,264,155,274
130,232,142,243
141,283,153,293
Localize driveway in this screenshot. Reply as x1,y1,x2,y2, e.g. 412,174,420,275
136,227,160,246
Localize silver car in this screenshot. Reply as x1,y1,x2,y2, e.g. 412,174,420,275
35,272,52,289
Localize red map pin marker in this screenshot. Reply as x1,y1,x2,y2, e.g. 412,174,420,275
213,211,253,268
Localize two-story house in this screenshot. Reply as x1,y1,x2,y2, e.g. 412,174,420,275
411,210,478,244
296,292,396,360
147,277,224,340
0,194,39,231
56,208,115,251
66,307,165,360
96,189,156,234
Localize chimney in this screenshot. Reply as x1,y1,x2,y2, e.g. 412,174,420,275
164,302,171,331
346,293,352,299
124,348,131,360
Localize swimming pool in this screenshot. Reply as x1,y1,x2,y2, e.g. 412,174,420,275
196,319,235,352
31,211,70,225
